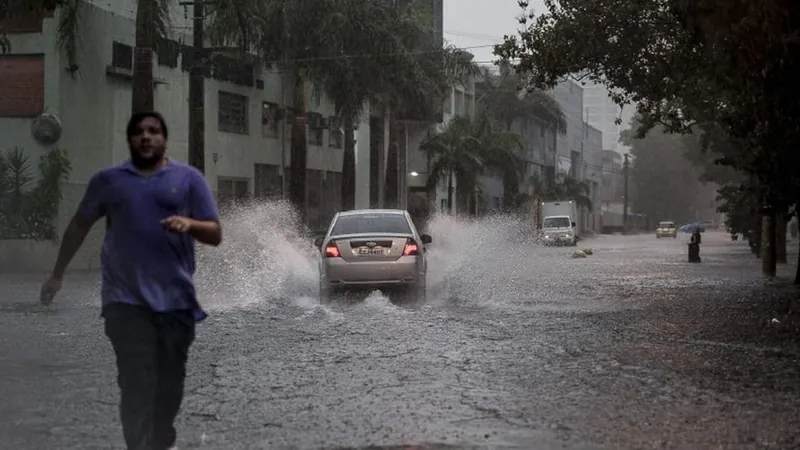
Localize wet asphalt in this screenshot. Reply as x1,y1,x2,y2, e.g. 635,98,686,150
1,226,799,450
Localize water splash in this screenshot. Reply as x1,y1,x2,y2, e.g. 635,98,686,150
195,200,319,310
425,213,541,305
194,201,555,312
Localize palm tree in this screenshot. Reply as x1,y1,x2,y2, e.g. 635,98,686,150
477,64,567,133
476,64,567,206
303,0,414,211
530,172,592,210
53,0,172,111
472,113,526,212
420,116,483,213
421,115,523,214
1,0,71,56
213,0,395,213
234,0,477,212
53,0,256,118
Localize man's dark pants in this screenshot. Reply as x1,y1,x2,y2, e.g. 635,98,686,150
103,303,195,450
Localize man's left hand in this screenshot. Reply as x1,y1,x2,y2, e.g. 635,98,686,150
161,216,194,233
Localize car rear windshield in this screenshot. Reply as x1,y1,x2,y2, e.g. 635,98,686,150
331,214,412,235
659,222,675,227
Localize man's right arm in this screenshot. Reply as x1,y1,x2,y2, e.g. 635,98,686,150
51,173,107,278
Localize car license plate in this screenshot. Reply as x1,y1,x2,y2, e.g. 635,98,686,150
357,247,385,256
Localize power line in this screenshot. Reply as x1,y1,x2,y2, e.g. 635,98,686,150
444,29,505,42
256,44,497,66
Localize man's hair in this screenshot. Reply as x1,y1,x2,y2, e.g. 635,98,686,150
126,111,169,141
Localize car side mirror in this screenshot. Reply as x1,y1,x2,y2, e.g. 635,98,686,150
571,221,576,228
421,234,432,244
314,236,324,248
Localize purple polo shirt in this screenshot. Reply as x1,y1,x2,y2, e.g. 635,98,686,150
78,159,219,321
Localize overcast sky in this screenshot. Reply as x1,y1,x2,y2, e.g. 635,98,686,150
442,0,546,64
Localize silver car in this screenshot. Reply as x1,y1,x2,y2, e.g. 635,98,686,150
315,209,431,303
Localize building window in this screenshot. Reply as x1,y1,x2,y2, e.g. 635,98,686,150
308,113,324,146
464,93,474,118
454,90,464,115
217,177,250,209
0,54,44,118
261,101,279,138
254,163,282,199
111,41,133,70
0,12,45,34
443,89,452,114
218,91,249,134
329,129,343,149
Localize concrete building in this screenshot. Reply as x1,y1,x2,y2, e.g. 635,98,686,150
550,79,603,235
600,150,624,204
466,76,603,225
0,1,373,271
551,80,585,178
583,81,635,155
583,124,604,233
406,73,476,215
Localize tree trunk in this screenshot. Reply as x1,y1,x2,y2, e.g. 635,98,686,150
795,238,800,284
447,171,454,214
187,0,205,173
132,0,156,113
384,112,399,209
289,72,308,221
341,114,356,211
761,212,776,276
776,213,787,263
502,172,516,211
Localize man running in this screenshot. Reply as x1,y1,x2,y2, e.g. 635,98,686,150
40,111,222,450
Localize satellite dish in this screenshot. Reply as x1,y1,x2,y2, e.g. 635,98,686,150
32,112,62,145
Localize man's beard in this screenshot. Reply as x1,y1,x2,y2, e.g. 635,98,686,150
130,150,164,170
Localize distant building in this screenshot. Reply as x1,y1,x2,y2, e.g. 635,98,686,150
583,81,635,155
550,79,603,235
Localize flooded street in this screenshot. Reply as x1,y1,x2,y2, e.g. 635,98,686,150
1,211,799,449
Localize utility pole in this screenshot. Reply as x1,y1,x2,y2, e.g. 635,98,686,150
279,8,288,197
623,153,629,233
186,0,205,173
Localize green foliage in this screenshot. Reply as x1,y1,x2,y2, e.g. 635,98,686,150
0,147,71,241
716,181,761,235
476,64,566,134
421,115,525,212
208,0,479,211
495,0,800,211
1,0,73,55
474,64,568,207
421,116,485,191
529,172,592,210
621,117,715,224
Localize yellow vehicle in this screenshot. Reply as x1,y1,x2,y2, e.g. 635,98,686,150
656,221,677,238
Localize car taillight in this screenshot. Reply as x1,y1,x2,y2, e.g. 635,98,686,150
402,239,419,256
324,242,340,258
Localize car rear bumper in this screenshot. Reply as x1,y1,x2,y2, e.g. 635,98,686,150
322,256,423,287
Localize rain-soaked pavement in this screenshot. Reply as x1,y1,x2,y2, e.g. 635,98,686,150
1,208,799,450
